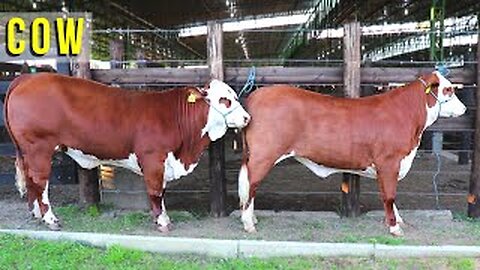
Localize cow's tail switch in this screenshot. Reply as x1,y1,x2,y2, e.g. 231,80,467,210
238,129,250,209
4,75,29,197
15,157,27,197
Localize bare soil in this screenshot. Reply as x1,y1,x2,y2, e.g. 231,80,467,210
0,147,477,246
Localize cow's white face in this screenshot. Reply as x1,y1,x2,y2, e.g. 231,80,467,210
433,71,467,118
201,79,251,141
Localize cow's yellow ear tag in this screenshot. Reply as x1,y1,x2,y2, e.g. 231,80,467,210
187,92,197,103
425,86,431,94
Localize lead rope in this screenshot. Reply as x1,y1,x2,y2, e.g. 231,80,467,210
432,150,442,209
238,66,256,99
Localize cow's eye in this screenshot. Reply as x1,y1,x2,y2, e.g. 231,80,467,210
219,97,231,108
444,87,454,96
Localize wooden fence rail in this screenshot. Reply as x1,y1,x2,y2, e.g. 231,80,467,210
91,67,476,86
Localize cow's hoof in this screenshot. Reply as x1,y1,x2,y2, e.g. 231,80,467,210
389,224,404,237
157,224,171,233
244,226,257,233
47,222,62,231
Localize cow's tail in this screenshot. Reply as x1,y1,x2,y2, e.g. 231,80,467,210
238,129,250,209
4,75,28,197
14,156,27,197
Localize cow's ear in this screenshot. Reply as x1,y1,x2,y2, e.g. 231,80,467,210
430,72,441,85
187,89,203,103
203,80,212,90
199,87,208,96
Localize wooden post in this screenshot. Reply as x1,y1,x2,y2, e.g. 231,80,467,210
207,21,227,217
109,38,124,69
468,30,480,218
341,21,361,217
72,14,100,206
136,49,147,68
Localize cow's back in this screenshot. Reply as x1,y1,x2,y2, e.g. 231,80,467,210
244,85,421,169
5,73,177,159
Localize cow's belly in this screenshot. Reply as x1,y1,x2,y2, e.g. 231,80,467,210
277,147,418,180
65,148,143,175
65,148,198,182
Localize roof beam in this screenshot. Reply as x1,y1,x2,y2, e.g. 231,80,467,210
280,0,341,59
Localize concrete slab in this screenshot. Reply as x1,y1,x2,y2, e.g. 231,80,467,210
375,244,480,258
365,210,453,221
2,229,479,258
239,241,373,258
230,210,340,219
0,229,238,257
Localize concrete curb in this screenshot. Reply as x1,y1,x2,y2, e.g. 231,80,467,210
2,229,480,258
229,210,340,219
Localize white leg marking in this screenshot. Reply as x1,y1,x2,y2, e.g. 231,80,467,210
156,180,170,231
238,165,250,207
159,198,171,225
156,211,170,227
241,198,256,233
41,183,58,225
32,199,42,219
393,203,404,224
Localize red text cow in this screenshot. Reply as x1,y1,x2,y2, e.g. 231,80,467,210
238,71,466,236
4,73,250,232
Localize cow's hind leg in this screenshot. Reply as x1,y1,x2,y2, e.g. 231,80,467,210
238,158,274,233
23,151,60,230
376,160,402,236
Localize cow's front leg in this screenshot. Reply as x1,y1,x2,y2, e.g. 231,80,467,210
24,152,60,231
377,160,403,236
393,203,404,224
142,156,170,233
158,180,172,231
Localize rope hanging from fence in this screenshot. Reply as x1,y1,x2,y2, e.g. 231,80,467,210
430,64,450,210
238,66,256,98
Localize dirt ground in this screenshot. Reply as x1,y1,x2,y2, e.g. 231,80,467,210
0,185,479,246
0,144,477,246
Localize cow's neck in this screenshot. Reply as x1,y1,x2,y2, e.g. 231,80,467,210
174,89,211,167
418,74,442,129
425,100,440,128
391,78,440,146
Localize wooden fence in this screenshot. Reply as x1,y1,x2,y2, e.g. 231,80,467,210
87,22,479,218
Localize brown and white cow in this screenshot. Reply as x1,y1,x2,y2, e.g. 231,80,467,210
238,71,466,236
4,73,250,232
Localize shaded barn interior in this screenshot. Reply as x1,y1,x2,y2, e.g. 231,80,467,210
0,0,479,216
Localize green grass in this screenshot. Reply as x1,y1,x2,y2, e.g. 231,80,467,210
0,233,476,270
54,204,201,234
336,234,405,245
